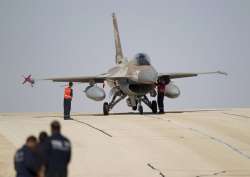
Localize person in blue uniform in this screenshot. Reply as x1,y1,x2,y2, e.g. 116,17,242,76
37,131,49,177
45,121,71,177
14,136,41,177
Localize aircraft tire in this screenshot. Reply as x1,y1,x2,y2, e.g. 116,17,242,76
151,100,157,114
139,105,143,115
103,102,109,115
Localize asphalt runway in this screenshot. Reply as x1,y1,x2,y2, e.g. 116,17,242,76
0,108,250,177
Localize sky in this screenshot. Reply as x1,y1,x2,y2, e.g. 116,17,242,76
0,0,250,113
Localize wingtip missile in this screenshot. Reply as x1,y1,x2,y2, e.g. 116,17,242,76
216,70,228,76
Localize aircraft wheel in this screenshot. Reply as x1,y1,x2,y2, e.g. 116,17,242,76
138,105,143,115
103,102,109,115
132,106,137,111
151,100,157,114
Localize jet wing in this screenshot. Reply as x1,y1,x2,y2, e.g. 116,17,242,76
158,71,227,80
43,74,127,83
44,76,105,83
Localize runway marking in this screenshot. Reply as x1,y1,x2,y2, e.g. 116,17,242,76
147,163,166,177
71,119,112,138
145,115,250,160
32,115,62,118
196,170,226,177
188,128,250,160
223,112,250,119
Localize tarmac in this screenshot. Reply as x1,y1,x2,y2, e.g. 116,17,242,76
0,108,250,177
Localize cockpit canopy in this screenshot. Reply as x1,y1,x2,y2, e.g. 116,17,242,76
132,53,151,66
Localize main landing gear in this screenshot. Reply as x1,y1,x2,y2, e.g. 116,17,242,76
151,100,158,114
103,89,126,115
103,102,109,115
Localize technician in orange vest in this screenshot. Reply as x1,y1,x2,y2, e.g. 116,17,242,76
64,82,73,120
157,79,166,114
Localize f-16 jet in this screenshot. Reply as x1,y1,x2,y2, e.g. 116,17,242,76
45,13,227,115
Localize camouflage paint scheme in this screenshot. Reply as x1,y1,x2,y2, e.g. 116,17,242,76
45,13,227,115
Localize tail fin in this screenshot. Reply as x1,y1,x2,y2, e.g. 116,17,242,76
112,13,124,64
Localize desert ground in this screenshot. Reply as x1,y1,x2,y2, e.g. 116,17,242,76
0,108,250,177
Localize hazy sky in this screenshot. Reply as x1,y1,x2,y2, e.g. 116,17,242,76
0,0,250,113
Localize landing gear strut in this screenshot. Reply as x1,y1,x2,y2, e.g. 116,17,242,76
103,89,126,115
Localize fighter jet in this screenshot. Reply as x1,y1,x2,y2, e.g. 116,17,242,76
45,13,227,115
22,74,35,87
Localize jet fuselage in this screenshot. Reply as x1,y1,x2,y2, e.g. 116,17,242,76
106,53,158,96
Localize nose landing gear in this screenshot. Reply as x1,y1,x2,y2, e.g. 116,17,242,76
132,106,137,111
137,98,143,114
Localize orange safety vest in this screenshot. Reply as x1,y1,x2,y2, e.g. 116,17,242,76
64,87,72,99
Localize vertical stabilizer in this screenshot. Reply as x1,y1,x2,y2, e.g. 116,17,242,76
112,13,124,64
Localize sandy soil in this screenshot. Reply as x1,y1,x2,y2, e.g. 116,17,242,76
0,108,250,177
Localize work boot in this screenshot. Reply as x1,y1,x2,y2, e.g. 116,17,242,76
159,109,164,114
64,115,70,120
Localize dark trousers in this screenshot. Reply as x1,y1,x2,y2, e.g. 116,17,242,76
64,99,71,119
46,169,67,177
157,92,165,113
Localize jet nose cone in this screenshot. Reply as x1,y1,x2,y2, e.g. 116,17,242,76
138,67,158,84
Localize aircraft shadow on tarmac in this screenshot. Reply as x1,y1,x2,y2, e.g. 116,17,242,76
82,109,221,116
29,109,222,118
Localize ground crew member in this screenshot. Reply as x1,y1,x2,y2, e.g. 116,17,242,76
38,131,48,160
37,131,49,177
157,79,166,114
14,136,41,177
45,121,71,177
64,82,73,120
